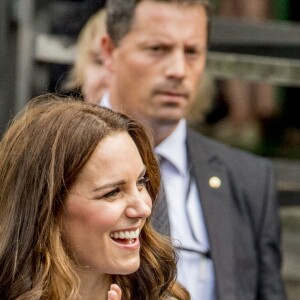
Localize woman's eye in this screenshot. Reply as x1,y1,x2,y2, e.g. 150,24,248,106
102,188,120,199
93,58,103,65
137,176,150,190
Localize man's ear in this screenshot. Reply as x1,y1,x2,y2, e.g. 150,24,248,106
101,34,116,72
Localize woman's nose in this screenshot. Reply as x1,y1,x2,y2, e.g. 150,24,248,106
125,191,152,219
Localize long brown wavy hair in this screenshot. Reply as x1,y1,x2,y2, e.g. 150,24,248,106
0,94,189,300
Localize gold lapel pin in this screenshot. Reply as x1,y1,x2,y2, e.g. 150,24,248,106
209,176,221,189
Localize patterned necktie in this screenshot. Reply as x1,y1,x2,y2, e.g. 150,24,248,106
151,154,171,236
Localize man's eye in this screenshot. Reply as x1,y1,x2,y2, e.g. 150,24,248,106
149,45,167,54
137,176,150,190
185,48,200,58
151,46,161,51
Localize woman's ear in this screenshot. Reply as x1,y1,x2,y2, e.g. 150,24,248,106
101,34,116,72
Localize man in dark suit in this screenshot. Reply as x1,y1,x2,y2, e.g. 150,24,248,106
101,0,286,299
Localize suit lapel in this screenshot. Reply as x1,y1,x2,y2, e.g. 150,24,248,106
187,129,238,300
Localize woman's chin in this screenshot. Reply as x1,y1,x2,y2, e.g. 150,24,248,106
116,261,141,275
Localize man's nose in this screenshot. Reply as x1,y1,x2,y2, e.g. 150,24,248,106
165,50,186,80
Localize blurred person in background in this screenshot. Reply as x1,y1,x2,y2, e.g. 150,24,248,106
64,8,110,104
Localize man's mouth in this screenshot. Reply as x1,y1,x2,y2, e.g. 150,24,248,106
154,90,189,105
158,90,187,98
109,228,140,245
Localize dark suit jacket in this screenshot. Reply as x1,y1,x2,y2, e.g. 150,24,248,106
185,128,286,300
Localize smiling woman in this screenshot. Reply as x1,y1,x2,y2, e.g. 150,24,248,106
0,94,190,300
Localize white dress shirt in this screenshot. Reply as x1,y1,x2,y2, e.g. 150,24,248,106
101,95,216,300
100,91,110,107
155,119,216,300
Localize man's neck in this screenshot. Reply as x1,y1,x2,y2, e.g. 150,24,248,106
151,123,178,146
107,92,179,146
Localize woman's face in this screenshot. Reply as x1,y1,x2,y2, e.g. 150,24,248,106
61,132,152,279
81,36,110,104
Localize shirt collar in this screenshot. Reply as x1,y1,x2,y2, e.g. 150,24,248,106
155,119,187,176
101,92,187,175
100,91,111,108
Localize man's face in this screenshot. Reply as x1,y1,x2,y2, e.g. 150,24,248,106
105,1,208,130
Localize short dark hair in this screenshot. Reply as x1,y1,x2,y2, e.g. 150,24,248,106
106,0,212,45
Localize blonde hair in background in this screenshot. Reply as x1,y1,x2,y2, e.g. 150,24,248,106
65,9,106,90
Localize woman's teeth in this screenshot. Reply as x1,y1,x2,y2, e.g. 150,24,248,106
110,228,140,240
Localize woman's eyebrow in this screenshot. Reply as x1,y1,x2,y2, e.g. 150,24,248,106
92,180,125,192
139,166,147,177
92,165,147,192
